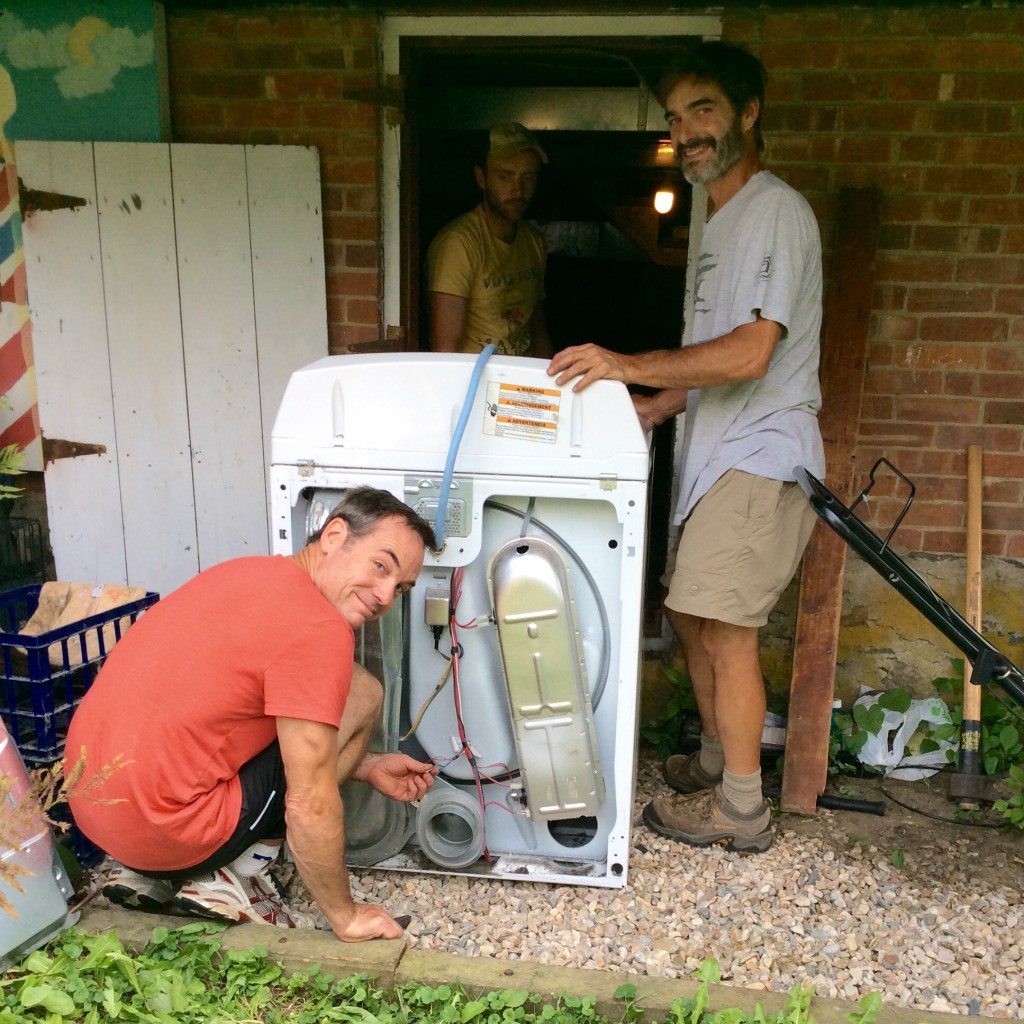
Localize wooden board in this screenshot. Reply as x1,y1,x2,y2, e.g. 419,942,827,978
20,140,129,585
781,186,882,815
172,143,267,564
94,142,199,592
20,142,328,597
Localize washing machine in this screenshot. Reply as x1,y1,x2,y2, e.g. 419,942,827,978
270,351,650,887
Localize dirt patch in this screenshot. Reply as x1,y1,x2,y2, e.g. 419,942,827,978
772,769,1024,891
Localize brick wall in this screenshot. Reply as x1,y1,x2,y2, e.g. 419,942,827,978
167,4,1024,560
166,7,383,348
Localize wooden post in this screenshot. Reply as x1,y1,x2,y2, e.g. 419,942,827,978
781,186,882,815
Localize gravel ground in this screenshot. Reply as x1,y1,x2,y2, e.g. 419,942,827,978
87,756,1023,1019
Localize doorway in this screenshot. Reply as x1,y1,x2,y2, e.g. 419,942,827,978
383,15,720,630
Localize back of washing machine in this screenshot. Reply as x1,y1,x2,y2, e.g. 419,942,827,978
270,352,650,887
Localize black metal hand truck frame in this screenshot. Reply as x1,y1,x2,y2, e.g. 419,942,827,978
794,458,1024,712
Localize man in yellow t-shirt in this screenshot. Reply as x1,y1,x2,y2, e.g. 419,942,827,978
426,122,552,357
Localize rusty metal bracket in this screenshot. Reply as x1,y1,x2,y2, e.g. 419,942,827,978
17,177,87,217
42,436,107,465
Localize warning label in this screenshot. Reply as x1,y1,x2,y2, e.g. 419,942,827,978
483,380,560,444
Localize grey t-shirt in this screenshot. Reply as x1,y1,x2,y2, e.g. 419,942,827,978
674,171,826,523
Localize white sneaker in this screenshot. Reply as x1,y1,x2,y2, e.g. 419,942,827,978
173,863,313,928
103,862,176,911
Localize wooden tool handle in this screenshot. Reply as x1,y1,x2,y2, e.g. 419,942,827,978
963,444,983,722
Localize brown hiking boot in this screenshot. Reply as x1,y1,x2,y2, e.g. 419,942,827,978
662,751,723,794
642,784,773,852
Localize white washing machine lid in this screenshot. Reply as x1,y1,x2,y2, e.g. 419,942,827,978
271,353,650,481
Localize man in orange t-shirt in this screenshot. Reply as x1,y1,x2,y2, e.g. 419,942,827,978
66,487,438,942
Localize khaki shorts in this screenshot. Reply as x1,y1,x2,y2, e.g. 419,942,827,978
664,469,818,628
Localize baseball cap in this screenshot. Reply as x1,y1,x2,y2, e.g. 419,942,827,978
488,122,548,164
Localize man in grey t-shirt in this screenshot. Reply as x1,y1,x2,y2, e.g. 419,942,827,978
547,41,824,853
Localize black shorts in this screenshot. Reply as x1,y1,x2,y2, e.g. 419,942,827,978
139,741,288,882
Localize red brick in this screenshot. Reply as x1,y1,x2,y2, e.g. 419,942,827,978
344,244,379,270
934,424,1024,452
984,402,1024,427
760,41,842,71
190,72,266,101
268,72,343,102
984,480,1024,505
235,44,299,71
332,325,381,348
327,270,379,297
984,505,1024,534
223,102,301,130
896,395,981,424
835,136,898,163
932,105,1014,134
875,314,918,341
864,366,943,394
322,158,377,187
860,395,894,420
956,257,1024,286
898,137,942,164
919,317,1008,344
995,290,1024,315
917,226,1001,255
858,421,936,445
300,103,376,130
891,343,984,370
342,187,377,214
986,342,1024,372
970,198,1024,226
844,40,937,70
942,136,1024,166
171,98,225,130
946,371,1024,399
842,103,927,133
906,287,993,314
790,72,884,103
922,167,1014,196
344,297,380,324
885,195,966,224
978,73,1024,102
236,15,307,41
886,73,943,102
935,39,1024,72
876,254,956,284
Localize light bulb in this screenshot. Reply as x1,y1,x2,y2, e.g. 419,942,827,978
653,189,674,215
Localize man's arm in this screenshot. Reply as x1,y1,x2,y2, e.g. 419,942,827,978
547,317,783,393
429,291,469,352
633,388,688,432
277,716,404,941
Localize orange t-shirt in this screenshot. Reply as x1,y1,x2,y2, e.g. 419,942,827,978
66,556,353,872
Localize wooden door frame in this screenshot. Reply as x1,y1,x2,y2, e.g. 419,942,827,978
380,13,722,351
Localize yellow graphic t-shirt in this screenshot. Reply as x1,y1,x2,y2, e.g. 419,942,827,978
427,205,546,355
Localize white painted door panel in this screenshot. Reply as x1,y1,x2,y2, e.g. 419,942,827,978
247,145,328,482
94,142,199,592
19,141,128,585
19,141,327,597
172,144,266,564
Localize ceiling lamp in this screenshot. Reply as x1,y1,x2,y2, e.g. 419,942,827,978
653,188,675,215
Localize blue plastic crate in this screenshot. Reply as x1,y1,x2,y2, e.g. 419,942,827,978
0,584,159,765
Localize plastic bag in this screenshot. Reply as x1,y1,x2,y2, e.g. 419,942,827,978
853,688,958,781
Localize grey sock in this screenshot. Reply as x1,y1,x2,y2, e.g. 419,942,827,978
697,732,725,777
721,768,763,814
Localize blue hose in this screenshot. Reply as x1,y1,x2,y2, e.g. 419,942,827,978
433,345,495,547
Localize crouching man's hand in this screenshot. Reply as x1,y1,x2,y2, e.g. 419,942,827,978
355,751,438,802
331,902,406,942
